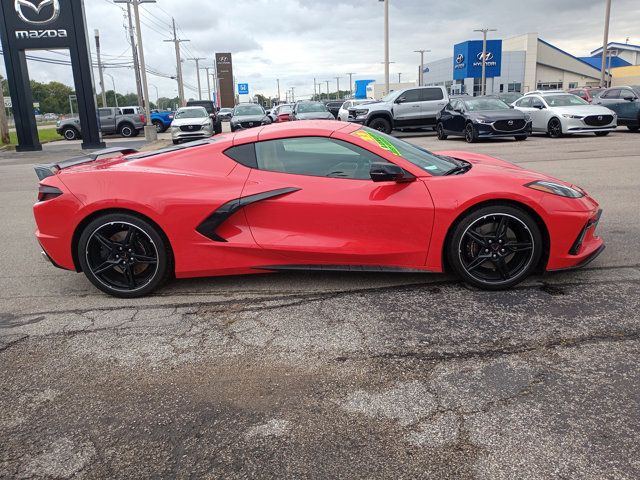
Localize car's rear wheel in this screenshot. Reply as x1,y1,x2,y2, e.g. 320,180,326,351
464,123,478,143
62,127,79,141
368,117,392,134
436,122,448,140
447,205,542,290
118,123,135,138
214,121,222,134
627,125,639,132
594,131,610,136
152,120,165,133
514,135,527,141
78,213,172,298
547,118,563,138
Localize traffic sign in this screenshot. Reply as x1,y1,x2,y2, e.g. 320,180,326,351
237,83,249,95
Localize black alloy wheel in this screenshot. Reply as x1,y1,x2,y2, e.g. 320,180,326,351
448,206,542,289
368,117,392,134
78,214,171,297
464,123,478,143
547,118,563,138
436,123,448,140
514,135,527,141
594,131,610,137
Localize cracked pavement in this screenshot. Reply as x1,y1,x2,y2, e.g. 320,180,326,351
1,132,640,479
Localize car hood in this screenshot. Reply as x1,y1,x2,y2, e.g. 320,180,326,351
349,101,387,111
548,105,615,116
468,109,526,121
171,117,210,126
232,114,267,123
295,112,334,120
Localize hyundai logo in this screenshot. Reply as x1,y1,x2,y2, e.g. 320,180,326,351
456,54,465,64
15,0,60,25
477,51,494,62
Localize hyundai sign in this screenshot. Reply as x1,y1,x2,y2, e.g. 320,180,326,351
453,40,502,80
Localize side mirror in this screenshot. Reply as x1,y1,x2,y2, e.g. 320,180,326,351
209,113,216,118
395,96,406,104
623,95,636,102
370,162,414,182
454,108,464,114
534,104,545,110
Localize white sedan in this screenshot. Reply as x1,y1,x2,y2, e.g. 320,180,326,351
337,99,372,121
512,93,617,137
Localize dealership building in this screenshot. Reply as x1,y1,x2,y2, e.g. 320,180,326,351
423,33,607,95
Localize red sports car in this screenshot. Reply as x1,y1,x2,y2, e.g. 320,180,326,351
33,121,604,297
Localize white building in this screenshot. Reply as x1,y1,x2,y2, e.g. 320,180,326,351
423,33,607,95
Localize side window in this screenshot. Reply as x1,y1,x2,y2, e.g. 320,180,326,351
530,97,544,108
422,88,444,101
121,108,135,115
621,89,636,99
224,143,257,168
602,89,620,99
255,137,390,180
516,97,531,108
343,101,351,109
399,89,421,103
98,108,111,116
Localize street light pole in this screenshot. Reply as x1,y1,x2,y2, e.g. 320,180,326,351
149,83,159,109
114,0,157,140
414,49,430,86
164,18,189,107
335,76,342,99
379,0,390,95
600,0,612,88
189,57,205,100
202,66,213,101
325,80,330,100
277,78,281,102
397,72,401,83
474,28,497,96
346,72,355,98
105,73,118,108
94,29,107,108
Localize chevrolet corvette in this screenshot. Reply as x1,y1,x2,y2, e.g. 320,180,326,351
34,121,604,297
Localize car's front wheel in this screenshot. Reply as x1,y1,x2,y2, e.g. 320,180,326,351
436,122,448,140
547,118,563,138
62,127,79,140
118,123,136,138
77,213,172,298
368,117,392,134
594,131,610,136
514,135,528,141
447,205,542,290
464,123,478,143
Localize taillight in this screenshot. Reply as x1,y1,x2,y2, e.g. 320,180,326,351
38,185,63,202
140,114,145,123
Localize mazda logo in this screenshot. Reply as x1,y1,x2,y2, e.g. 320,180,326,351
456,54,464,64
188,125,194,130
477,51,494,62
15,0,60,25
508,120,514,125
249,122,254,127
598,116,602,121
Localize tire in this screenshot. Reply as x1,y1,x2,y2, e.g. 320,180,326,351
627,125,639,132
152,120,165,133
514,135,528,141
62,127,79,141
172,139,180,145
214,121,222,135
118,123,135,138
77,213,172,298
547,118,563,138
447,205,542,290
464,123,478,143
368,117,392,134
594,131,610,137
436,122,448,140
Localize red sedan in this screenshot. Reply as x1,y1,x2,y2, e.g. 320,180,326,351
33,121,604,297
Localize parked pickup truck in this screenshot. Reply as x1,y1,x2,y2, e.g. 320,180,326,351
56,107,145,140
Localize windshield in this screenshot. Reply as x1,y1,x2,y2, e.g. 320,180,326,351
379,90,401,103
220,108,233,113
354,127,457,176
544,95,589,106
297,103,327,113
278,105,293,114
175,108,207,119
464,98,510,111
234,105,265,116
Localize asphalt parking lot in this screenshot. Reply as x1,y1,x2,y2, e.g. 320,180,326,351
1,128,639,479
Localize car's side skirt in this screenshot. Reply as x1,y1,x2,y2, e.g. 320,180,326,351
254,264,433,273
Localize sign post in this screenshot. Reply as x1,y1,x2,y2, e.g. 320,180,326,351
0,0,105,151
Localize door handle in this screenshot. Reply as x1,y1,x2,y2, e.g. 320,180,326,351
412,105,420,108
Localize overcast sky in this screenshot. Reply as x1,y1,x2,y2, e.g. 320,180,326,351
2,0,639,101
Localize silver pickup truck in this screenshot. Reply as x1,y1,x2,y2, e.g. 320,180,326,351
56,107,145,140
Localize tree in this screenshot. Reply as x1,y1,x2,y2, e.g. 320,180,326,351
30,80,75,114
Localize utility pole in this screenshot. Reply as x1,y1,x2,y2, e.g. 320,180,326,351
414,49,430,86
325,80,330,99
115,0,157,140
277,78,281,102
474,28,497,96
202,66,213,101
290,87,295,102
397,72,402,83
149,83,159,109
335,76,342,99
124,2,144,107
346,72,355,98
600,0,612,88
189,58,205,100
106,73,118,108
0,77,10,145
164,18,189,107
94,30,107,108
313,78,317,99
380,0,390,95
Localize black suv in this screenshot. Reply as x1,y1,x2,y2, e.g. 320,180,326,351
592,86,640,131
325,100,345,119
186,100,222,134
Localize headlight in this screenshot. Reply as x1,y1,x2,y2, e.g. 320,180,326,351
354,109,369,116
475,118,493,124
56,121,60,127
526,180,584,198
562,114,584,119
171,126,179,131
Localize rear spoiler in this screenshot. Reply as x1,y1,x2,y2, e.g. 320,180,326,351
34,147,139,181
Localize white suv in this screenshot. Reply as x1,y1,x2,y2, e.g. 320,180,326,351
347,86,449,134
513,92,617,137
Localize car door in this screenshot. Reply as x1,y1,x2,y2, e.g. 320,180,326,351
438,101,456,132
420,87,448,126
528,96,550,131
240,135,434,266
594,88,622,114
393,89,423,126
448,100,467,133
616,88,640,121
98,108,115,133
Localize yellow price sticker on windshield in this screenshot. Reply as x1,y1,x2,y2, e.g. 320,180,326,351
352,129,401,157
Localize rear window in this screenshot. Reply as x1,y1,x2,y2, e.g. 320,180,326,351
422,88,444,101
